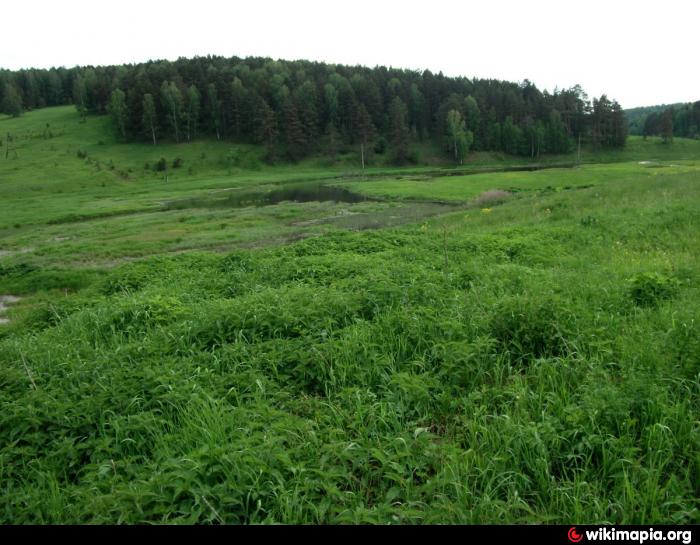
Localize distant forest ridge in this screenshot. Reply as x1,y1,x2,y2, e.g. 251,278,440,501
626,101,700,139
1,56,628,163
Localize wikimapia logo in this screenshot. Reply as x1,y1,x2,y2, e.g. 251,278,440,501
569,528,584,543
567,527,693,544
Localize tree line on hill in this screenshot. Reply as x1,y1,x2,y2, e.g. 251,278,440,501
627,101,700,142
0,56,628,163
642,104,700,143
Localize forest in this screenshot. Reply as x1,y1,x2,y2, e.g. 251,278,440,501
627,102,700,141
0,56,628,163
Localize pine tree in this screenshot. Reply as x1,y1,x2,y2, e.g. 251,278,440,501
255,98,278,161
1,83,23,117
611,101,628,148
47,71,63,105
388,97,410,164
642,112,659,140
545,110,570,154
482,108,501,151
463,96,480,139
409,83,424,136
108,88,128,139
282,98,307,161
660,108,674,144
229,78,246,140
142,93,157,145
326,122,340,162
324,83,339,131
186,85,201,142
294,81,318,148
206,83,221,141
591,96,613,149
501,116,522,155
73,76,87,121
353,103,376,168
534,122,545,158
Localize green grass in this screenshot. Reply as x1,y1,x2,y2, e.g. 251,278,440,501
338,162,697,203
0,106,699,524
2,106,699,230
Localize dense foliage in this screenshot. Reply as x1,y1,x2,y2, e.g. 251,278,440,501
627,102,700,140
1,171,699,524
0,56,627,162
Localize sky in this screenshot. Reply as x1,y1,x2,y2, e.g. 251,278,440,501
3,0,698,109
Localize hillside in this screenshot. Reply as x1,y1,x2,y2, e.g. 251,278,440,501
627,101,700,138
626,103,684,134
1,55,627,164
0,106,699,524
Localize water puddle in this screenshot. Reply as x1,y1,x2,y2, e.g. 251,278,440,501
164,183,372,211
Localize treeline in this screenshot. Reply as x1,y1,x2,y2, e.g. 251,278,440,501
633,102,700,142
1,56,628,163
626,103,680,135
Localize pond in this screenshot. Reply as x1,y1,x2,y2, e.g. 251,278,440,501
164,183,373,211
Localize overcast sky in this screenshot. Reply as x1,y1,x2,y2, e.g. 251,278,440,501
4,0,698,108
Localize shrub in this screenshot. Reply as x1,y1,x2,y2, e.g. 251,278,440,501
224,148,240,167
103,295,186,336
0,263,37,278
23,297,89,331
489,295,571,361
627,272,679,307
100,266,153,295
172,157,183,169
0,267,97,294
155,157,168,172
184,286,368,349
374,137,387,155
473,190,512,208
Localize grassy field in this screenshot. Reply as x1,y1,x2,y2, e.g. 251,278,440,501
0,107,699,524
338,162,699,202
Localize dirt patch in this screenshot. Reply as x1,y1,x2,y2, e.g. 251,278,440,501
0,247,34,260
0,295,21,325
210,187,243,193
471,190,513,208
292,208,361,227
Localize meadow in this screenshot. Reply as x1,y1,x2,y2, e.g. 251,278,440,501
0,106,699,524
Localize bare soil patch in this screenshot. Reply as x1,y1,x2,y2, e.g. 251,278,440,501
0,295,21,325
